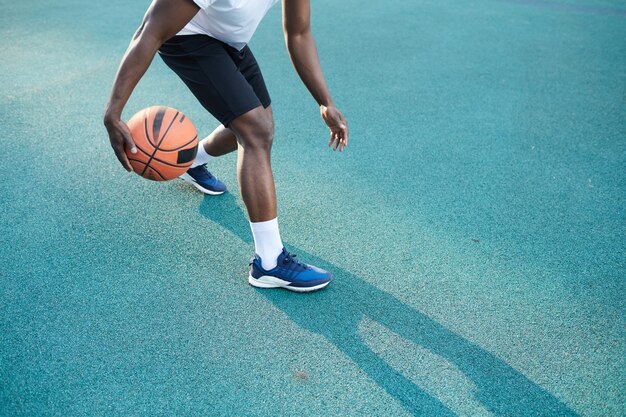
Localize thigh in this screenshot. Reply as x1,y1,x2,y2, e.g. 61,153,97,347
236,46,271,109
158,35,263,127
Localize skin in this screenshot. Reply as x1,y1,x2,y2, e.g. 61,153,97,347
104,0,348,222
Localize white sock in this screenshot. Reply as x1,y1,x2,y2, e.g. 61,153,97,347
191,138,214,168
250,218,283,270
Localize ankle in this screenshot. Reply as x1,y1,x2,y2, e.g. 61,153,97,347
250,218,283,270
191,138,215,168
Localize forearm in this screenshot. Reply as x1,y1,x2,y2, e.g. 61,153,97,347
285,31,334,107
104,29,162,121
104,0,200,122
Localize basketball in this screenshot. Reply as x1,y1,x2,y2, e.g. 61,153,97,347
125,106,198,181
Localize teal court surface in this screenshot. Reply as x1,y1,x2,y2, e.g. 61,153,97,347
1,0,625,415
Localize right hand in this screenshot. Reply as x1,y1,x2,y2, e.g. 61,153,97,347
104,115,137,172
320,104,348,152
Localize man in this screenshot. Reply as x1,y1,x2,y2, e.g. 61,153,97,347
104,0,348,292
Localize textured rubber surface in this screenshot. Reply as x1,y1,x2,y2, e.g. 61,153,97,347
1,0,625,416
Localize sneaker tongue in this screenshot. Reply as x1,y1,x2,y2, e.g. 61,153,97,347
279,250,292,265
281,251,305,269
194,165,213,179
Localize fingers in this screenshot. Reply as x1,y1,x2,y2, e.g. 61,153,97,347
340,120,348,150
321,106,349,152
113,143,133,172
107,120,136,172
119,121,137,155
336,123,348,152
327,129,347,152
328,131,340,151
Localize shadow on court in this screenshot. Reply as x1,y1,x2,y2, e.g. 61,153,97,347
199,194,577,416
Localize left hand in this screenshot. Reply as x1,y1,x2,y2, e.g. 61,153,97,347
320,105,348,151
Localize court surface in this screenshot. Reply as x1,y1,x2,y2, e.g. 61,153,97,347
1,0,625,415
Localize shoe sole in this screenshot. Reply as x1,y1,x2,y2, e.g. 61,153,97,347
180,173,225,196
248,274,330,293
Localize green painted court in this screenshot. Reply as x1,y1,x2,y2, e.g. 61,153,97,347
1,0,625,415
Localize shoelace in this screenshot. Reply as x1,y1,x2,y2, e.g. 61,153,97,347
282,252,307,269
192,164,214,180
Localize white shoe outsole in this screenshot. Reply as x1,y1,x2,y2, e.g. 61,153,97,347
180,173,225,195
248,274,330,292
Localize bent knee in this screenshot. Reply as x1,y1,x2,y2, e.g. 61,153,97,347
230,106,274,150
251,116,274,147
244,115,274,150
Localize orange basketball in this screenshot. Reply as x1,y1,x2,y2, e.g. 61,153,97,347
126,106,198,181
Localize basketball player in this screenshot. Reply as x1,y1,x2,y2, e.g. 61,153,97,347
104,0,348,292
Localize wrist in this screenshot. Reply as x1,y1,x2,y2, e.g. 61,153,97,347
103,105,122,125
319,99,334,109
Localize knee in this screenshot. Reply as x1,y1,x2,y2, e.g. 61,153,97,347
247,115,274,150
232,108,274,151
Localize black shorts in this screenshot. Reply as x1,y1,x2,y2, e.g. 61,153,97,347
158,34,271,127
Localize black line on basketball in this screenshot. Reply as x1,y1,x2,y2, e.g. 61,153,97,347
152,106,167,144
147,166,166,181
133,143,152,157
155,111,179,149
148,154,194,168
157,135,198,152
128,158,146,166
141,112,179,176
144,117,154,148
128,158,154,177
133,141,195,168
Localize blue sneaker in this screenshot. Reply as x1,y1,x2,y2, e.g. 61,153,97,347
249,248,332,292
180,164,226,195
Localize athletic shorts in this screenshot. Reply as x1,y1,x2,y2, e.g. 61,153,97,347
158,34,271,127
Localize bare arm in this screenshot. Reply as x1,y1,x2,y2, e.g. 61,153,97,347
283,0,348,151
104,0,199,171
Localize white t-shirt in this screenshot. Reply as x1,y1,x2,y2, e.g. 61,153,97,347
178,0,280,50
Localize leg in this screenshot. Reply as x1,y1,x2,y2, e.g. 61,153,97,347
202,124,238,157
183,125,235,194
228,105,276,222
231,106,332,291
160,38,332,290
